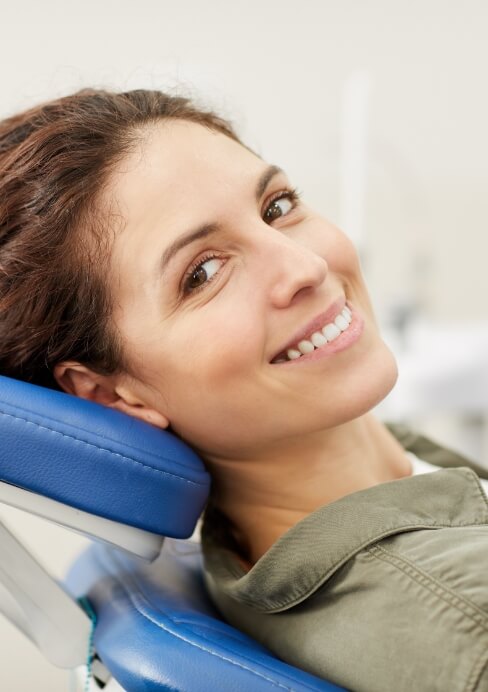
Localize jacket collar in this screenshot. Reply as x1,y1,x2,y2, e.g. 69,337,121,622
202,467,488,613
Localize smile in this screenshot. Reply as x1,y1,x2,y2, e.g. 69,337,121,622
270,303,363,364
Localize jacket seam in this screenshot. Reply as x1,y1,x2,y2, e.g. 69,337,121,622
466,646,488,692
224,519,488,612
0,409,206,486
368,544,488,634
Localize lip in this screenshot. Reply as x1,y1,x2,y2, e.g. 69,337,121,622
270,296,347,363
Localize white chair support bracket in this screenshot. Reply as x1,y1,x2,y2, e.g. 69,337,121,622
0,516,92,668
0,481,164,561
0,478,160,677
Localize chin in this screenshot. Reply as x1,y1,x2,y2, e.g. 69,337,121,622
360,343,398,414
331,341,399,425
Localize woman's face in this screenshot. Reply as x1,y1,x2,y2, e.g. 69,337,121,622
106,120,397,460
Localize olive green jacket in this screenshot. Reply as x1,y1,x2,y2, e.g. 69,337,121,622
201,425,488,692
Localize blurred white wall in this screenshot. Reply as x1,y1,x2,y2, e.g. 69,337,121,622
0,0,487,689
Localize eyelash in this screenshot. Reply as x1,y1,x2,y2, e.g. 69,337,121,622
181,187,302,297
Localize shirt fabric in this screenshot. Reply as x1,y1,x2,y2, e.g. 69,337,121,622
201,424,488,692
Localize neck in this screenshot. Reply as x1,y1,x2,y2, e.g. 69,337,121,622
203,414,412,565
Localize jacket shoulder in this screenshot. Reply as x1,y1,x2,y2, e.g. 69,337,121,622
386,421,488,480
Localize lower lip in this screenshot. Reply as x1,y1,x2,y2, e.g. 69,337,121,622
271,303,364,366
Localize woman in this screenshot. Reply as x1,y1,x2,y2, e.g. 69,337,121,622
1,89,488,692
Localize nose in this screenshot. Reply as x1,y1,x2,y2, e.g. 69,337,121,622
260,232,329,308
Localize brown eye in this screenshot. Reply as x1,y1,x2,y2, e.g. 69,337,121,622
183,256,224,295
264,192,296,222
187,266,208,290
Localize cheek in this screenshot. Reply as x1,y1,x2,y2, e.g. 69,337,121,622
163,313,265,453
324,229,373,299
173,306,261,386
325,228,362,276
304,216,362,278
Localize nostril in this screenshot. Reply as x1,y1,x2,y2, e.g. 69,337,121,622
284,285,318,312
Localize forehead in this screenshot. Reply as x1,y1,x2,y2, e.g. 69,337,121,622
108,120,262,224
104,120,268,323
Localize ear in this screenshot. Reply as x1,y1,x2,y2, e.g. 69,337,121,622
53,361,170,430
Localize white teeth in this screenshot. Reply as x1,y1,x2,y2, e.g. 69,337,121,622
297,340,315,355
322,323,341,341
334,314,349,331
311,331,328,347
276,304,354,363
286,348,302,360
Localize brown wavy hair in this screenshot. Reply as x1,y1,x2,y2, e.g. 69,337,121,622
0,88,239,390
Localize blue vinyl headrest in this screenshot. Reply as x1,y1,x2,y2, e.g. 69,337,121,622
0,375,211,537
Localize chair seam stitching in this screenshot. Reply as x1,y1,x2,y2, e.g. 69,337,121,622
0,399,182,467
95,549,321,691
0,410,205,486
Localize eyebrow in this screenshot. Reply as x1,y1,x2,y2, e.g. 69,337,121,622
159,164,284,274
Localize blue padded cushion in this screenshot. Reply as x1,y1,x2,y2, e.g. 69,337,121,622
67,539,346,692
0,376,210,536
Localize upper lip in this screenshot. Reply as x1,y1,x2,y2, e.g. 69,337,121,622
270,296,347,362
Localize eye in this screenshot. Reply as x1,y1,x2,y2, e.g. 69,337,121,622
182,254,225,296
263,188,301,223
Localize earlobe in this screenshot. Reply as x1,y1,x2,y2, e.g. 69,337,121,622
53,361,170,430
109,398,170,429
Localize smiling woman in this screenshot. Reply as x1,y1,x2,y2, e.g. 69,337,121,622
75,117,400,470
2,88,488,692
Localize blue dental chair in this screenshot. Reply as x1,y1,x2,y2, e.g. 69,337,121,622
0,375,345,691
